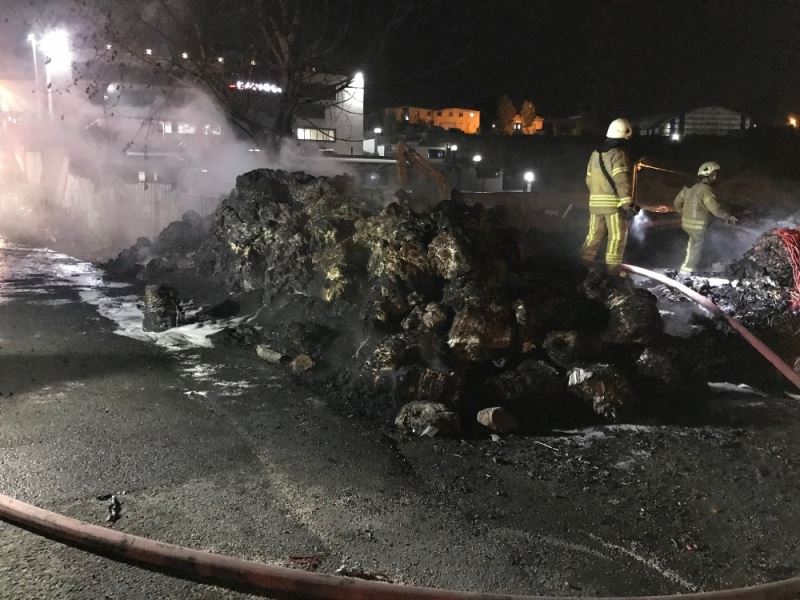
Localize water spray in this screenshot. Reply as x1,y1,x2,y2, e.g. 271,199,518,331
629,210,651,243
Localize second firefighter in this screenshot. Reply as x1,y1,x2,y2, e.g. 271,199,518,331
674,161,738,275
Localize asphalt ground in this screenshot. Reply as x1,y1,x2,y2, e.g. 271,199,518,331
2,243,800,599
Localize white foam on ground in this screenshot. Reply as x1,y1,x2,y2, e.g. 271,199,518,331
0,240,243,352
708,382,768,397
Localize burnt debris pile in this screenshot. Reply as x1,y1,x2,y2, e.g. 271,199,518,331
108,170,709,435
646,228,800,387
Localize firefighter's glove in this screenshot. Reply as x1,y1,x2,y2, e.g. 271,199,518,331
619,204,637,220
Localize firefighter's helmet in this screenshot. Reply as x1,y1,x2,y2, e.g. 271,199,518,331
606,118,633,140
697,161,721,177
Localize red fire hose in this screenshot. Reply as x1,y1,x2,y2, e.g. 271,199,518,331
3,492,800,600
622,264,800,391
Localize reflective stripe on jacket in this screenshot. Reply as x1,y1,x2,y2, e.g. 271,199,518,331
673,182,730,231
585,147,632,215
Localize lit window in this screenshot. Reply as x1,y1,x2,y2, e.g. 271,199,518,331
177,122,196,134
159,121,172,134
250,60,256,66
469,112,474,118
145,48,152,56
296,127,335,141
202,124,223,136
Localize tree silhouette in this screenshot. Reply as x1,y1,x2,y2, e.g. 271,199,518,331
496,94,516,135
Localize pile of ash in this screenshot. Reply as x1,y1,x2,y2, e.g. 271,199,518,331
107,170,710,435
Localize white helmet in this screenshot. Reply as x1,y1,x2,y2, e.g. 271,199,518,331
697,161,721,177
606,118,633,140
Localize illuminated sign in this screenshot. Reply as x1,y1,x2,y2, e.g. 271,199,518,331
231,80,283,94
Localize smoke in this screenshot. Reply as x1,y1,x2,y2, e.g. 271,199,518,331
0,76,355,261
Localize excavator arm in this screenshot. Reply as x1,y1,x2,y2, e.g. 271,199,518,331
395,142,449,200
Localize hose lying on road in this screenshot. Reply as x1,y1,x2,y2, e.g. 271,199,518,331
622,263,800,391
3,492,800,600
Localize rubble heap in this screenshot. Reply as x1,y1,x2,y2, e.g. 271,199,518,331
643,229,800,387
108,170,709,435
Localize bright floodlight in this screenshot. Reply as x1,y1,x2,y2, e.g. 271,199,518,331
450,144,458,151
181,52,188,59
472,154,482,163
352,71,365,88
27,33,36,43
39,29,72,74
670,132,681,141
790,116,798,128
523,170,535,183
373,126,382,134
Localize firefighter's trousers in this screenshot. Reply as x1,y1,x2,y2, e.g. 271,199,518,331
679,226,706,274
581,212,628,271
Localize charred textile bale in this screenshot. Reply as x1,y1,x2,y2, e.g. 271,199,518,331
353,203,436,291
543,330,602,368
603,287,663,345
634,342,709,416
567,364,635,422
395,401,461,437
728,230,794,287
476,407,519,434
448,300,514,361
402,302,451,332
364,334,418,385
485,360,565,428
143,284,182,331
428,231,472,280
104,237,152,279
413,368,464,408
155,210,210,262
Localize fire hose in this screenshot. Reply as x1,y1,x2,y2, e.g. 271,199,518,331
622,264,800,391
3,492,800,600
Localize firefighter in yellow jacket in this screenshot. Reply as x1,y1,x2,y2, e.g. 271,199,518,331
674,161,738,275
580,118,636,275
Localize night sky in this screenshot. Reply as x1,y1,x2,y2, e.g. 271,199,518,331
366,0,800,123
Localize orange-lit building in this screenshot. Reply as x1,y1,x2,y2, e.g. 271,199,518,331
386,106,480,134
510,113,545,135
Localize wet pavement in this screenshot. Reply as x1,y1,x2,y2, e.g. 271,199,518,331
2,241,800,599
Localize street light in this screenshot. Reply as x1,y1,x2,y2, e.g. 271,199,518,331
38,29,72,121
473,154,483,192
373,126,382,135
523,170,535,222
27,34,42,118
523,170,535,192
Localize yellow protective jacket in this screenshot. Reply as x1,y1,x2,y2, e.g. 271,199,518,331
673,182,730,232
585,147,632,215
